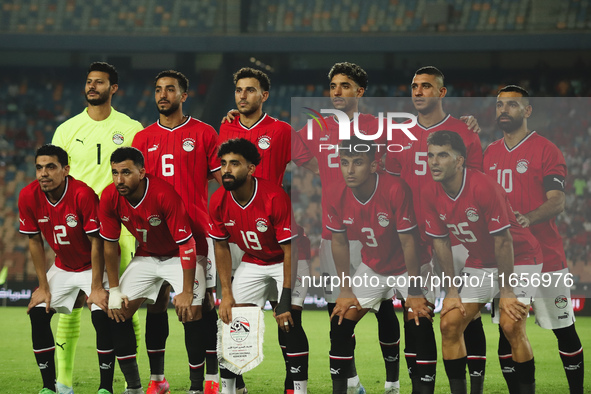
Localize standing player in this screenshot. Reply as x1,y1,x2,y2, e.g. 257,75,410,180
51,62,143,394
422,130,541,393
19,144,114,394
484,85,584,394
209,139,304,394
132,70,221,394
219,67,310,394
291,62,401,393
384,66,485,393
326,137,434,394
100,147,206,394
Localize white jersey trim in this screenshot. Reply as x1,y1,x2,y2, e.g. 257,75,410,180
239,113,267,130
326,225,346,233
398,223,418,233
45,177,69,207
156,116,191,131
353,173,379,206
128,178,149,209
278,233,298,244
231,178,258,210
426,230,448,238
209,233,230,241
503,131,537,152
446,168,466,202
489,224,511,235
416,114,451,131
175,233,193,244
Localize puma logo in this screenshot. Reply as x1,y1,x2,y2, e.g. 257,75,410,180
491,216,501,223
554,177,565,188
76,139,84,145
56,342,66,350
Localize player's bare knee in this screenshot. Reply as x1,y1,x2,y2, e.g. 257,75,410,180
440,315,463,340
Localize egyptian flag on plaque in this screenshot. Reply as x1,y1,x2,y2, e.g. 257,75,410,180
217,306,265,374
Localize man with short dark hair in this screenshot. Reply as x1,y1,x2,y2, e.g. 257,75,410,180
423,130,541,394
133,69,221,394
19,144,114,394
209,138,302,394
100,147,205,394
51,62,143,394
484,85,584,393
327,137,433,394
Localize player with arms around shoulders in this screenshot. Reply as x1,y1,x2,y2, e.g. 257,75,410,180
218,67,310,394
99,147,206,394
51,62,144,394
326,137,434,394
484,85,584,394
132,69,221,394
209,139,305,394
422,130,542,394
19,144,115,394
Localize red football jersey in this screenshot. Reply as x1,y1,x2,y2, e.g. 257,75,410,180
219,114,291,186
99,175,193,257
293,113,386,239
325,173,417,276
483,131,568,272
422,169,541,269
132,117,220,254
18,176,100,272
209,177,296,266
385,115,483,247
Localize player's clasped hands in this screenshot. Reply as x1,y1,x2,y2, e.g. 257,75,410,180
107,286,129,322
405,295,435,325
499,291,528,322
330,289,362,325
27,286,52,314
173,290,194,323
86,287,109,312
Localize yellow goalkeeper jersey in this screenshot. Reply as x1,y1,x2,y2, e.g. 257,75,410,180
52,107,143,195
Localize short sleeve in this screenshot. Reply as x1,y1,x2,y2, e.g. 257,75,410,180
208,192,230,241
270,190,296,244
291,128,315,167
17,189,40,235
477,181,511,234
204,125,221,173
161,191,193,244
421,185,448,237
391,181,417,232
98,188,122,242
78,187,100,234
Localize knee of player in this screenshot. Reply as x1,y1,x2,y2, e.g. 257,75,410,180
439,314,463,338
500,320,526,342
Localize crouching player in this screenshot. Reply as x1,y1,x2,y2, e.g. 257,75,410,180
209,139,308,394
422,130,542,393
19,144,115,394
326,137,434,394
100,147,208,393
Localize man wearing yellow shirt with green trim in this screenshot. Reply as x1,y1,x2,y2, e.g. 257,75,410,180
52,62,143,394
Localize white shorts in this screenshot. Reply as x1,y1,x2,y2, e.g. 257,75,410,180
492,264,543,324
119,255,206,305
206,238,216,288
318,238,363,303
352,263,408,312
229,242,246,273
452,244,470,276
38,265,107,314
232,261,284,307
458,267,499,304
266,259,311,308
531,268,576,329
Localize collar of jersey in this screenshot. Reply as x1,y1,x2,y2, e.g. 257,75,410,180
503,130,537,152
352,173,379,206
445,167,467,202
231,177,258,209
127,177,149,209
239,113,267,130
157,116,191,131
45,176,69,207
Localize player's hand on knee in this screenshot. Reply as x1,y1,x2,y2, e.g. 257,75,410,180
219,296,235,324
406,296,435,325
173,291,194,323
108,286,129,322
499,295,528,322
275,310,293,333
87,287,109,312
460,115,481,134
331,292,361,325
440,294,465,318
27,287,51,314
221,109,239,124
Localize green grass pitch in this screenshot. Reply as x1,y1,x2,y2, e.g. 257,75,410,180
1,307,589,393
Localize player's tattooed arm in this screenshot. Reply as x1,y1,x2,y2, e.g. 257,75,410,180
433,236,465,318
515,189,565,228
27,234,51,314
493,229,527,321
87,233,108,312
214,239,235,324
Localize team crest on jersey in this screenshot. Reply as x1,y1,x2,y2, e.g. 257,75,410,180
465,208,479,222
112,133,124,145
377,212,390,227
230,316,250,342
182,138,195,152
256,218,269,233
555,295,568,309
516,159,529,174
257,135,271,150
148,215,162,227
65,214,78,228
